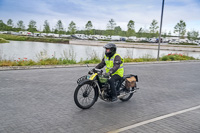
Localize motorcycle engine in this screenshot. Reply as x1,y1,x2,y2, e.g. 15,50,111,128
101,83,111,99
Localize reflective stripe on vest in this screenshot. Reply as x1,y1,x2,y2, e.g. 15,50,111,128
104,53,124,77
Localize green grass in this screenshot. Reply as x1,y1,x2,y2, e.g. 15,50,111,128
0,54,197,67
124,54,157,62
79,57,101,64
0,34,69,44
0,38,9,43
169,42,198,45
0,57,100,66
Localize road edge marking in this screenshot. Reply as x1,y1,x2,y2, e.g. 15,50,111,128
108,105,200,133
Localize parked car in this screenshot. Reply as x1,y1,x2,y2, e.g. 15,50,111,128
128,36,137,41
120,37,127,41
111,36,121,41
149,38,157,43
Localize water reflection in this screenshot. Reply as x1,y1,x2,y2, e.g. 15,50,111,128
0,41,200,61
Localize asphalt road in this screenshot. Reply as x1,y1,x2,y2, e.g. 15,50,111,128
0,62,200,133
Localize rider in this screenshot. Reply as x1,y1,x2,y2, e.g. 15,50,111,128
90,43,124,102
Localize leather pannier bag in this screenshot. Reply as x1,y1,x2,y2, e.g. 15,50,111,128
125,76,136,89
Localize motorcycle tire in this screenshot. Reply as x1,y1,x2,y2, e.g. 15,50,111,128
74,82,98,109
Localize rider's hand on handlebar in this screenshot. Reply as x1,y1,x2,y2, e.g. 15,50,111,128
104,72,111,78
88,68,95,75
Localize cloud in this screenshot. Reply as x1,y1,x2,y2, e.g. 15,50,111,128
0,0,199,33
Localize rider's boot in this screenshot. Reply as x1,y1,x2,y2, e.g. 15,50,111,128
111,92,118,102
111,96,117,102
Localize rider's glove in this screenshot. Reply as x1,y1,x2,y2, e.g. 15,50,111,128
88,68,95,75
104,72,111,78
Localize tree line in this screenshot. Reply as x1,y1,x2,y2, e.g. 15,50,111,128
0,19,199,40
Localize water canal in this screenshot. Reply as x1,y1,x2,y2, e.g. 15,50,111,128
0,41,200,61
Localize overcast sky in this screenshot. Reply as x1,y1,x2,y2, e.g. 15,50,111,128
0,0,200,35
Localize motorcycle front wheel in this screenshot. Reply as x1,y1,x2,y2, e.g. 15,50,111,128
74,82,98,109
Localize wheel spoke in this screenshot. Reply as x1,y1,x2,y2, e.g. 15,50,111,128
88,95,94,100
118,80,134,101
80,87,85,94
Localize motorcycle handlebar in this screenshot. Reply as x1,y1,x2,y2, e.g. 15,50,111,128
94,68,103,74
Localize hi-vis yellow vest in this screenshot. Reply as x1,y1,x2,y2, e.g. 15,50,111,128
104,53,124,77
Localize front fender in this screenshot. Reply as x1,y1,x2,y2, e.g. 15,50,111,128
78,79,94,86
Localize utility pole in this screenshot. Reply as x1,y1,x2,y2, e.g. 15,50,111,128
157,0,165,61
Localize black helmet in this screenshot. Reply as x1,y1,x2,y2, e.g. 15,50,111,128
103,43,116,57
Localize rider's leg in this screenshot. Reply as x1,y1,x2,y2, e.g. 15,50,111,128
109,74,121,101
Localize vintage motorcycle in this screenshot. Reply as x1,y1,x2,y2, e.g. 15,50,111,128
74,68,139,109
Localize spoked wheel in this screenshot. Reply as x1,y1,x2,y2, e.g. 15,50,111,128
74,82,98,109
119,79,134,101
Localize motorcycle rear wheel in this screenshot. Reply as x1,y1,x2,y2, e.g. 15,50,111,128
74,82,98,109
119,79,134,101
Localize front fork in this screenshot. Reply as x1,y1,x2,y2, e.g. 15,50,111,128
93,80,112,101
91,80,102,101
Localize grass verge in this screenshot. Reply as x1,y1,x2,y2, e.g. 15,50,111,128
169,43,198,46
0,38,9,43
0,34,69,44
0,54,197,67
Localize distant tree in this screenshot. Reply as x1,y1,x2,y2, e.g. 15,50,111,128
187,30,199,40
174,20,186,38
0,20,7,31
17,20,25,30
137,27,144,38
85,21,93,35
127,20,135,37
168,31,171,36
163,32,167,38
7,19,14,27
149,19,159,34
107,18,116,30
28,20,37,33
68,21,76,34
114,26,122,35
90,29,96,35
106,19,116,36
119,30,126,36
155,31,159,38
54,29,58,34
43,20,51,33
56,20,64,36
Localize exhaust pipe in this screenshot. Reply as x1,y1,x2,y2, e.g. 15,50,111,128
117,89,138,99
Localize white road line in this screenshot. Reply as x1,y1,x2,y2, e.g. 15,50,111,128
108,105,200,133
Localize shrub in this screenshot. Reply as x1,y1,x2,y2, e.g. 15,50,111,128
161,53,195,61
169,55,175,61
161,56,169,61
